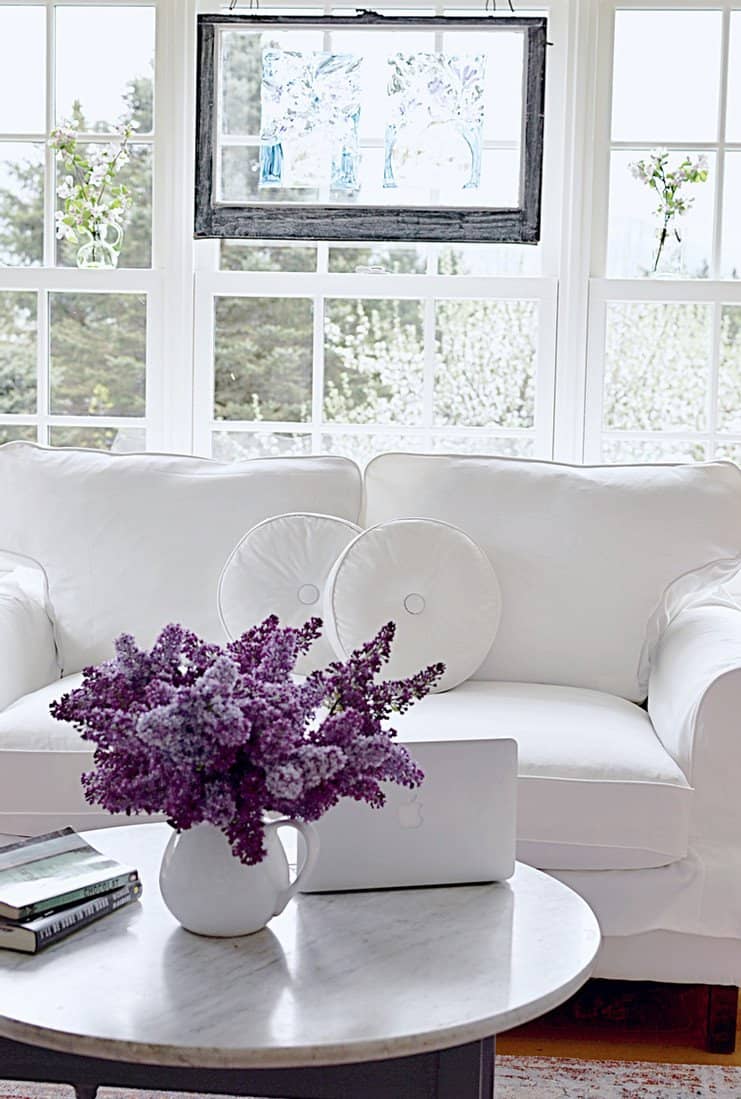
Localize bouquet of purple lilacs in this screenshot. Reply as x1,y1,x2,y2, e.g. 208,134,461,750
50,617,443,865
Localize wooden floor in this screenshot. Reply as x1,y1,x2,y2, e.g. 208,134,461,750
499,986,741,1066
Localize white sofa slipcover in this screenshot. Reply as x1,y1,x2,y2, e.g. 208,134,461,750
0,443,362,673
0,573,57,712
363,453,741,701
1,676,691,869
395,682,692,871
3,444,741,1010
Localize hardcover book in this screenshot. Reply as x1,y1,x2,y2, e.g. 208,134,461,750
0,828,139,922
0,880,143,954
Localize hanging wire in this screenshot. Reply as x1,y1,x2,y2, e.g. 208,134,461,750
228,0,260,9
485,0,516,12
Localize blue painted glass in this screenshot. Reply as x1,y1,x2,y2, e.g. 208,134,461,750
384,53,486,191
259,50,362,191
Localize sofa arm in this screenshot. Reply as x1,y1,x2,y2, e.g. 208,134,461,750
649,603,741,844
0,572,59,711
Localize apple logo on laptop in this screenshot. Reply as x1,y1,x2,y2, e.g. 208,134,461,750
398,791,424,829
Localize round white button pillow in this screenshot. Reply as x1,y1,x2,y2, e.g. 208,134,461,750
323,518,502,692
217,513,362,674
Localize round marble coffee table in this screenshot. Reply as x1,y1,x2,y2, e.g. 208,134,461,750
0,822,600,1099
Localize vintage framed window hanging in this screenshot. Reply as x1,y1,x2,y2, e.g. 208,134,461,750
195,11,547,243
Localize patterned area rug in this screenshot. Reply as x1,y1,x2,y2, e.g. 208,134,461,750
497,1055,741,1096
2,1057,741,1098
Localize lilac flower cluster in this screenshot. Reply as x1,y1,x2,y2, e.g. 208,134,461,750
50,618,444,864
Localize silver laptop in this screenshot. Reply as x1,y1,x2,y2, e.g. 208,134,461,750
298,738,517,892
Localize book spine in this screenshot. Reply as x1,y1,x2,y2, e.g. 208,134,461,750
19,870,140,922
34,882,143,951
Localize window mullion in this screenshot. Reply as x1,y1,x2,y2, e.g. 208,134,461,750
708,300,723,456
712,6,732,280
311,294,325,455
43,1,56,269
37,288,50,445
422,297,435,434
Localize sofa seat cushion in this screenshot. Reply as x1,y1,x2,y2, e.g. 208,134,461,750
2,678,691,870
394,681,693,871
0,674,121,834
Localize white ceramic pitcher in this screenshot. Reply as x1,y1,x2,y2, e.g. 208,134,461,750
159,819,319,937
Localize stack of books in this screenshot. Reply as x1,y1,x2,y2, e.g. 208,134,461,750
0,828,142,954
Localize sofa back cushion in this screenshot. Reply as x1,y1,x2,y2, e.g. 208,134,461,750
363,453,741,701
0,443,361,674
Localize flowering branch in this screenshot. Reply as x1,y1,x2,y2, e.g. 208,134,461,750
629,150,709,273
49,119,135,248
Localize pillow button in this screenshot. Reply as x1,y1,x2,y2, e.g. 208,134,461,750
403,593,426,615
297,583,320,606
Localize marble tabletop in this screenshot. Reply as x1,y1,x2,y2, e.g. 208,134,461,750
0,822,600,1070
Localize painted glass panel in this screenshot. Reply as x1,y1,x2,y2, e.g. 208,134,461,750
384,53,486,193
259,50,362,192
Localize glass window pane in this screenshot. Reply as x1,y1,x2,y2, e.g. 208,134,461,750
328,245,427,275
715,443,741,465
612,11,722,142
0,425,36,444
728,13,741,142
220,28,326,137
49,425,146,452
718,307,741,433
429,433,534,457
607,150,715,278
50,293,146,417
324,299,424,425
0,292,36,414
434,299,537,429
0,7,45,133
56,143,152,269
212,431,312,460
319,429,535,464
214,297,313,422
220,242,317,272
438,243,540,277
603,303,712,432
0,143,44,267
442,28,523,144
721,154,741,280
601,438,706,463
320,431,426,467
55,7,155,132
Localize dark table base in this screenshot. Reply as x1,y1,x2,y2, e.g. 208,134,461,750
0,1034,495,1099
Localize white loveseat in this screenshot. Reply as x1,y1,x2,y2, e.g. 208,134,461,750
2,442,741,1035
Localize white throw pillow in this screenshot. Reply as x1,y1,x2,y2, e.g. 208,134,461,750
218,513,362,674
0,443,362,674
363,453,741,701
323,518,502,692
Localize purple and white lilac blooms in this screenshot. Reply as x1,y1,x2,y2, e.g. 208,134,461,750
50,618,444,865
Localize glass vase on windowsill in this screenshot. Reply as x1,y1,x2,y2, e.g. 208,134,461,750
650,223,686,279
75,223,122,270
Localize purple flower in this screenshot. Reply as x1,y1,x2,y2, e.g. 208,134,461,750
50,618,444,864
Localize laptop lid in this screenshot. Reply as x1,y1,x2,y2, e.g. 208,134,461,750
299,737,517,892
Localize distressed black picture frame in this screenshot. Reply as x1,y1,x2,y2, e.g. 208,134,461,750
195,11,547,244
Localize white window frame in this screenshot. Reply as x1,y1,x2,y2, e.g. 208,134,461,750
582,0,741,463
193,267,558,458
191,0,568,464
0,0,174,451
